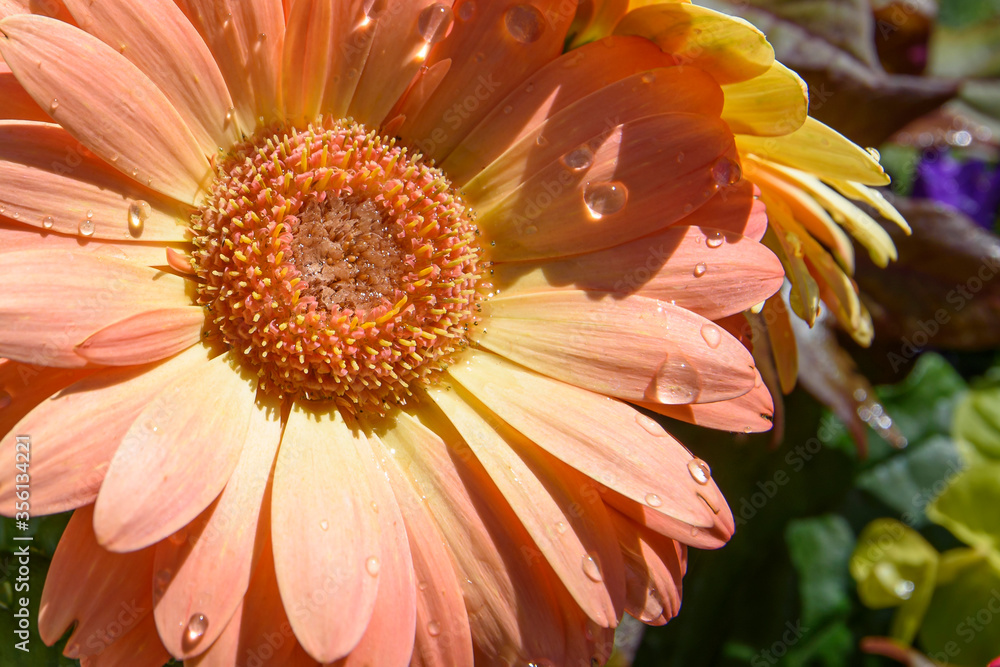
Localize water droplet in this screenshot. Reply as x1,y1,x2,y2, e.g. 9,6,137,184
153,568,172,596
78,219,95,237
363,0,388,19
583,181,628,219
11,211,18,219
319,519,329,531
0,391,11,410
458,1,476,21
706,230,724,248
418,3,454,44
635,412,663,437
711,157,742,187
582,554,603,582
894,579,915,600
866,147,881,162
427,620,442,636
225,107,234,123
127,200,150,238
366,555,381,576
560,145,593,172
86,209,94,219
502,104,513,115
168,529,186,545
184,613,208,645
644,492,662,508
49,98,59,111
257,32,267,42
418,580,429,591
555,521,567,534
641,72,656,84
524,224,538,235
504,4,544,43
700,323,721,349
693,262,707,277
687,458,711,485
371,501,378,513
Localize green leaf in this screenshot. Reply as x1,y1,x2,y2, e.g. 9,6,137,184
850,519,938,643
926,465,1000,557
954,379,1000,462
786,515,855,627
919,554,1000,667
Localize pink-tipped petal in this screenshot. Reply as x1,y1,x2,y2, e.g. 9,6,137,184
610,508,687,626
61,0,238,153
0,16,211,203
0,347,207,515
152,397,283,659
76,308,204,366
474,114,739,261
490,226,783,321
78,613,171,667
442,35,676,183
178,0,285,130
447,350,728,531
377,407,568,665
478,291,757,404
640,369,775,434
271,402,381,663
0,249,191,368
374,430,475,667
0,122,191,241
394,0,573,162
38,505,155,653
429,384,625,628
93,352,256,551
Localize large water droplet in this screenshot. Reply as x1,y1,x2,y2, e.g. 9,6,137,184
582,554,603,582
711,157,742,187
78,219,95,237
706,230,725,248
184,613,208,645
427,620,442,637
649,354,700,404
418,3,454,44
700,323,721,349
644,492,662,508
693,262,707,277
504,4,545,43
687,458,711,485
560,145,593,172
583,181,628,219
127,200,150,238
366,555,381,576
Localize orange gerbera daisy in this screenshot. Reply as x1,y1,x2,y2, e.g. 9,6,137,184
0,0,871,665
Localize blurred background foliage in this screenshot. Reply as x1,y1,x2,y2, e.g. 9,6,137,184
2,0,1000,665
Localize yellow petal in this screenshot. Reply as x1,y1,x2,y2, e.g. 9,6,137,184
722,61,808,137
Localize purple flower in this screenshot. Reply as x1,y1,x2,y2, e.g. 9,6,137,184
912,150,1000,229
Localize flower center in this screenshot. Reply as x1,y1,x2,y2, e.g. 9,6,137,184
191,119,483,414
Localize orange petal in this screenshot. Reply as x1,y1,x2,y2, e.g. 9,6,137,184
178,0,285,130
318,0,377,120
0,249,190,367
0,61,47,121
281,0,339,124
271,402,380,663
614,3,773,85
447,350,729,531
61,0,239,153
0,360,87,447
490,226,783,321
0,348,207,516
763,296,798,394
152,397,282,659
442,35,677,184
0,122,191,241
393,0,573,162
638,368,775,433
76,307,204,366
78,613,172,667
429,384,625,628
475,114,739,261
93,352,256,551
478,291,757,404
38,505,155,654
602,486,733,550
374,428,475,667
349,0,450,127
610,508,686,626
0,221,186,267
0,16,211,203
0,0,73,21
377,406,567,665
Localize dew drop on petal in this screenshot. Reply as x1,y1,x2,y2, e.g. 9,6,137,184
418,580,428,591
78,219,95,237
457,0,476,21
502,104,513,115
693,262,707,277
582,554,603,582
184,613,208,645
0,391,11,410
127,200,151,238
634,412,663,437
641,72,656,84
319,519,329,531
49,98,59,112
153,568,172,596
559,145,593,172
555,521,567,534
427,620,442,637
894,579,914,600
365,555,381,576
504,4,545,43
706,230,724,248
418,3,454,44
700,323,721,349
866,147,881,161
583,181,627,219
644,492,662,508
687,458,711,485
711,157,742,187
